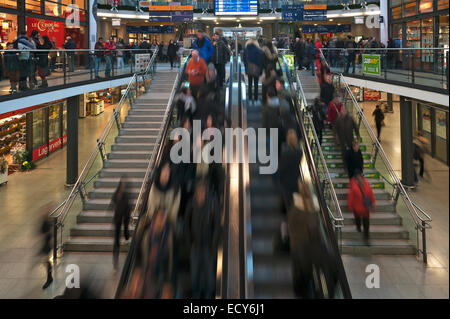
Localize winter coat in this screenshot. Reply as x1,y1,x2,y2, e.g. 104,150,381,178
16,35,34,61
345,149,364,179
243,39,262,76
193,36,214,64
185,56,207,86
36,41,52,68
279,143,302,198
334,113,358,150
262,45,279,75
3,51,20,72
104,41,116,56
320,81,334,105
212,37,231,65
294,40,305,59
372,108,384,125
95,41,105,57
167,43,178,59
327,100,342,125
111,187,131,226
347,177,376,218
262,96,281,130
116,42,124,56
63,39,75,55
314,40,323,59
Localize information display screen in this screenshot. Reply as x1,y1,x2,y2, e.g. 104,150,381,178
215,0,258,15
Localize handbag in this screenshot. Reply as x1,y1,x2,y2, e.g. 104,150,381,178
357,182,372,209
247,62,260,77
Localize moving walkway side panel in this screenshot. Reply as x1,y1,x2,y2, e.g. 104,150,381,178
282,60,352,298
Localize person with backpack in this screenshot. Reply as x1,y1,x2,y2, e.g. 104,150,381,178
347,169,376,241
212,31,231,88
243,37,262,102
310,98,327,144
307,38,316,76
3,42,20,94
294,37,305,70
372,104,385,140
192,30,214,64
16,31,35,91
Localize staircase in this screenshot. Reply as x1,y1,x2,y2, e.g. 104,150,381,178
64,69,177,252
247,102,295,298
297,71,415,255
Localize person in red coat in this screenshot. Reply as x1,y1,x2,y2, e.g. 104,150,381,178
328,95,342,127
347,169,376,241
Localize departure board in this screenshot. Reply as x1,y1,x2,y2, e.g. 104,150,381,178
215,0,258,16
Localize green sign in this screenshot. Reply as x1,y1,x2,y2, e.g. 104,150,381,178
362,54,381,76
284,54,295,71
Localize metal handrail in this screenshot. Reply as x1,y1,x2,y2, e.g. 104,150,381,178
320,47,448,51
293,69,344,226
49,47,158,230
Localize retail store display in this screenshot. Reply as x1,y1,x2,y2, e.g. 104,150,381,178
135,54,151,72
0,156,7,185
0,115,26,158
86,93,105,116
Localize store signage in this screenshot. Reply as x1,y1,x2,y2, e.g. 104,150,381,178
139,0,151,7
282,4,327,22
149,5,193,22
26,17,65,47
215,0,258,16
301,24,351,34
112,18,121,26
354,16,364,24
32,135,67,161
126,25,175,34
362,54,381,76
284,54,295,71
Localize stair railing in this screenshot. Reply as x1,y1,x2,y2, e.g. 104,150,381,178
48,47,159,261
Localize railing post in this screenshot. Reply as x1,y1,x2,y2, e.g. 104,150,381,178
97,139,106,164
411,50,415,84
78,184,86,205
114,111,121,131
393,183,401,204
90,53,93,80
53,218,58,262
135,76,139,97
422,221,427,264
371,144,379,166
63,53,67,84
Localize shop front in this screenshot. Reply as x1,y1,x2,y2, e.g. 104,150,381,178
0,12,17,48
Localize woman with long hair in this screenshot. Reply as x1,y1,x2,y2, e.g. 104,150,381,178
36,35,52,88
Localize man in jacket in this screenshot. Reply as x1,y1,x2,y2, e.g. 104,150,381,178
111,178,131,269
212,31,231,88
320,73,334,106
63,36,76,72
294,37,305,70
344,35,356,74
94,37,105,79
193,30,214,64
185,50,207,98
372,104,385,140
104,37,116,77
334,106,359,162
243,38,262,102
345,140,364,179
16,31,35,91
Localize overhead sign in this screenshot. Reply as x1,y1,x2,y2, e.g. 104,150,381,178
215,0,258,16
112,18,120,26
282,4,327,21
126,25,175,34
149,4,193,22
284,54,295,71
362,54,381,76
301,24,351,33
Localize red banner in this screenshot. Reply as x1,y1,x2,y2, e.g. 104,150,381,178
26,17,65,48
32,135,67,161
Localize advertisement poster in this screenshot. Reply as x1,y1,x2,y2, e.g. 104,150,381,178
283,54,295,71
422,108,431,133
436,110,446,139
362,54,381,76
26,17,65,47
135,54,151,72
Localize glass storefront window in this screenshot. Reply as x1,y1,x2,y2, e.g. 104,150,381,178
48,104,61,143
437,0,449,11
435,109,448,163
392,23,403,48
0,13,18,48
403,0,418,17
419,0,433,13
26,0,41,13
32,109,46,150
392,5,402,20
0,0,17,9
406,20,421,48
439,15,449,48
421,18,434,70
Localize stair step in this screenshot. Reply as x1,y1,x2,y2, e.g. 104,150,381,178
99,168,147,178
112,143,155,151
94,177,144,188
339,199,395,212
107,151,150,160
84,198,137,210
343,212,402,225
104,159,149,169
120,128,160,136
77,210,113,223
89,187,141,199
341,225,409,239
115,135,157,143
334,188,390,200
341,239,416,255
322,144,368,152
70,223,136,237
64,238,131,252
126,115,165,122
122,121,162,129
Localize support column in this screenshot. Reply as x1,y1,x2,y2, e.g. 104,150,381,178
379,0,389,46
400,96,415,186
66,95,79,186
387,92,393,112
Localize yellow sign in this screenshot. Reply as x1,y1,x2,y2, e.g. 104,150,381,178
304,4,327,10
148,6,171,11
148,5,193,11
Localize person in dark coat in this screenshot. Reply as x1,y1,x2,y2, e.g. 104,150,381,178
320,73,334,106
372,104,385,140
345,140,364,179
334,106,359,161
111,177,131,269
40,213,53,289
310,98,327,144
243,38,263,102
167,39,178,69
63,36,76,72
294,37,305,70
192,30,214,64
212,31,231,88
36,36,52,88
184,181,221,298
4,42,20,93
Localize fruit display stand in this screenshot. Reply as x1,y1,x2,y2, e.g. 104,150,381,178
0,162,7,185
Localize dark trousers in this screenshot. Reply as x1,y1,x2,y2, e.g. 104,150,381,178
345,55,355,73
248,75,259,101
169,56,175,68
354,214,370,238
113,213,130,268
418,157,424,177
215,63,225,88
376,122,382,139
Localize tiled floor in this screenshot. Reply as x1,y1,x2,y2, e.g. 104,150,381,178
0,104,128,298
340,96,449,299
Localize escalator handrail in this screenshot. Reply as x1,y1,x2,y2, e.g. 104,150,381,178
115,57,189,297
281,59,352,299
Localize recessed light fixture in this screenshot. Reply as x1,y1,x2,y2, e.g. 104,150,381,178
329,19,334,21
314,24,318,26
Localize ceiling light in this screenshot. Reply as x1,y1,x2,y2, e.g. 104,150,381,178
241,17,257,20
220,17,236,20
200,17,216,20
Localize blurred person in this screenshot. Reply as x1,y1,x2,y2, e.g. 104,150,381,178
29,30,40,87
36,35,52,88
314,37,323,71
294,37,305,70
205,63,217,93
320,72,334,106
63,36,76,72
327,94,343,127
4,42,20,94
334,106,359,161
345,140,364,179
317,58,331,87
262,40,279,78
344,35,356,74
15,31,34,91
37,203,54,290
212,31,232,88
111,177,131,269
94,37,105,79
306,38,316,76
184,181,221,298
347,169,376,241
243,37,263,102
193,30,214,64
372,104,385,140
310,98,327,144
49,37,57,73
162,41,168,63
104,37,116,77
116,38,125,69
139,39,151,53
167,39,178,69
262,87,282,139
185,49,207,98
413,132,430,181
261,68,278,105
146,162,181,231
